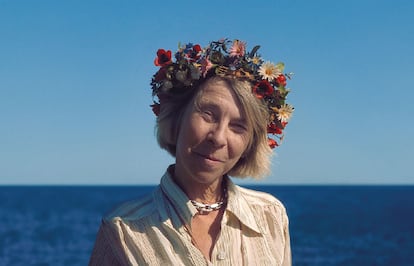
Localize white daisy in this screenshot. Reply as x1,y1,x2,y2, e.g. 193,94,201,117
277,104,294,122
258,61,282,82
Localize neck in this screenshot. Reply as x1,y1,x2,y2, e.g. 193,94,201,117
190,183,223,203
172,171,224,204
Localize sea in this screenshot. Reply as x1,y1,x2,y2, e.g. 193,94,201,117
0,185,413,266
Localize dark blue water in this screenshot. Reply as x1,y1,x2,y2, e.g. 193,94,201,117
1,185,413,266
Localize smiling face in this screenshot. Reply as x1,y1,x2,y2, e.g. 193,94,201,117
174,79,251,187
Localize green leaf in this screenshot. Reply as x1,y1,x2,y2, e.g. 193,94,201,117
249,45,261,58
276,62,285,72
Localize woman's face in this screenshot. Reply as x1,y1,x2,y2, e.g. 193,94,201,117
174,80,251,186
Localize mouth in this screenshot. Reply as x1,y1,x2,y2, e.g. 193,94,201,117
195,152,223,162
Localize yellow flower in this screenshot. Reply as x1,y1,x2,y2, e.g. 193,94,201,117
249,56,261,65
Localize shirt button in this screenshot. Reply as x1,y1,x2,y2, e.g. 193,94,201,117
217,251,226,260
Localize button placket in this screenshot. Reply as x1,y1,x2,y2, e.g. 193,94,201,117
217,251,226,260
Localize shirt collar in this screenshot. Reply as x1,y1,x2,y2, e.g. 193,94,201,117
160,165,198,224
160,165,263,235
226,178,263,235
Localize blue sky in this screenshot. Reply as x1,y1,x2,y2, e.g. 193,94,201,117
0,0,413,185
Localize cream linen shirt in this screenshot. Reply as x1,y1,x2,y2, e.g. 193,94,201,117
89,166,291,266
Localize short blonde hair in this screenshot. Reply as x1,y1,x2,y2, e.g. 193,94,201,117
156,76,272,178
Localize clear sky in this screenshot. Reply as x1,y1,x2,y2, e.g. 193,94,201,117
1,0,413,185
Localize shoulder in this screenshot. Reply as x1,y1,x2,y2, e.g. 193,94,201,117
103,187,163,224
235,185,288,218
237,185,286,208
91,188,165,265
234,185,290,242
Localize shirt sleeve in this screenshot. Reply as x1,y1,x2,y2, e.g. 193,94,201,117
88,220,123,266
281,207,292,266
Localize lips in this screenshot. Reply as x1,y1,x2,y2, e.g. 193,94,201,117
205,155,221,162
194,151,223,162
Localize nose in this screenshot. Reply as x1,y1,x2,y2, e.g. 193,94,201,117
207,123,227,148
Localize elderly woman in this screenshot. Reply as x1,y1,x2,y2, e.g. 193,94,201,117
89,39,294,265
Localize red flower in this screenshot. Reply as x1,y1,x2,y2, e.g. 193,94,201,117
276,74,287,87
252,80,274,99
186,44,202,61
154,49,172,67
267,123,283,135
268,138,278,149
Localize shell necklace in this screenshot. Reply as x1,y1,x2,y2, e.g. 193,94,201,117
190,183,227,214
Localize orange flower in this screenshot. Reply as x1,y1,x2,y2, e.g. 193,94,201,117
154,49,172,67
268,138,278,149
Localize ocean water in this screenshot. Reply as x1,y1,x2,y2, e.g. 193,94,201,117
0,185,413,266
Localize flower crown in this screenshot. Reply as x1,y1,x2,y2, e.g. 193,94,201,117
150,38,294,149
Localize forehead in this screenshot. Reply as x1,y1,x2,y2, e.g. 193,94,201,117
197,80,245,116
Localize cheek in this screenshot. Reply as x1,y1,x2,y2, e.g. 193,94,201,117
229,134,250,156
177,115,206,147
